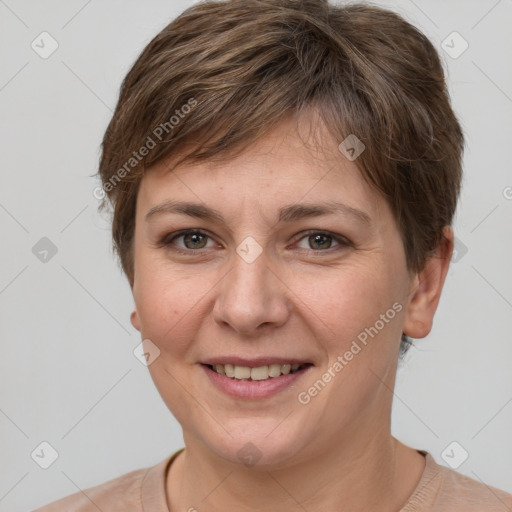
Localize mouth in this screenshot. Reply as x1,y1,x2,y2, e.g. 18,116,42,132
202,362,312,381
201,360,314,399
199,356,315,399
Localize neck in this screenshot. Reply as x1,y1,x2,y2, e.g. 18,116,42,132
166,423,425,512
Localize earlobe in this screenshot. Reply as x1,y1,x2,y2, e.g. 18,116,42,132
402,226,454,339
130,310,141,332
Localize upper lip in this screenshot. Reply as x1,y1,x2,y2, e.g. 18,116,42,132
201,356,313,367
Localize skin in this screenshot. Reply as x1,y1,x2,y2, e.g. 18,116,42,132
130,113,453,512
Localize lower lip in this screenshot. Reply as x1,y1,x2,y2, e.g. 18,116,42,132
201,364,312,399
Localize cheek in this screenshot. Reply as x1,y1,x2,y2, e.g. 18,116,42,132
133,263,208,354
297,263,399,337
299,264,405,396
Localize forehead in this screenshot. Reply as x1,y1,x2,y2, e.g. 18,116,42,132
136,115,384,225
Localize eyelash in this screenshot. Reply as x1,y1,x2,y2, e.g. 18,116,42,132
159,229,353,255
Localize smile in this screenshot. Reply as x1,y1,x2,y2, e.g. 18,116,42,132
207,363,308,381
201,362,313,399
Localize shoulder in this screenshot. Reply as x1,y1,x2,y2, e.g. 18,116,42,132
403,451,512,511
32,466,149,512
435,461,512,510
34,468,149,512
31,451,181,512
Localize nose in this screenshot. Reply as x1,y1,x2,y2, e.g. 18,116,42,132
212,249,291,336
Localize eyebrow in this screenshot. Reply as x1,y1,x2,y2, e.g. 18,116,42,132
145,200,372,226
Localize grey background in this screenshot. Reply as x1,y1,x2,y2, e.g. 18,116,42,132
1,0,511,510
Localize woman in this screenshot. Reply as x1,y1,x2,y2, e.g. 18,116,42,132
34,0,512,510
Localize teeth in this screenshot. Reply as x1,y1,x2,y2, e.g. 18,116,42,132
234,366,251,379
224,364,235,378
210,363,306,380
251,366,269,381
268,364,282,377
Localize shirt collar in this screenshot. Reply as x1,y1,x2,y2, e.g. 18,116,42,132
141,448,185,511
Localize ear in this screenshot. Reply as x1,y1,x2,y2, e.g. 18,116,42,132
402,226,454,339
130,309,141,332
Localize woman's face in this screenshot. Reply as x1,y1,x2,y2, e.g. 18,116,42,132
130,116,420,467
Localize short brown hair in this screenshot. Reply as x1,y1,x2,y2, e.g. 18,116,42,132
97,0,464,356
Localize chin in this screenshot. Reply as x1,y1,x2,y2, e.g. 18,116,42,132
197,419,316,469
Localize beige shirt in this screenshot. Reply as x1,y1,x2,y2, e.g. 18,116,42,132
33,448,512,511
